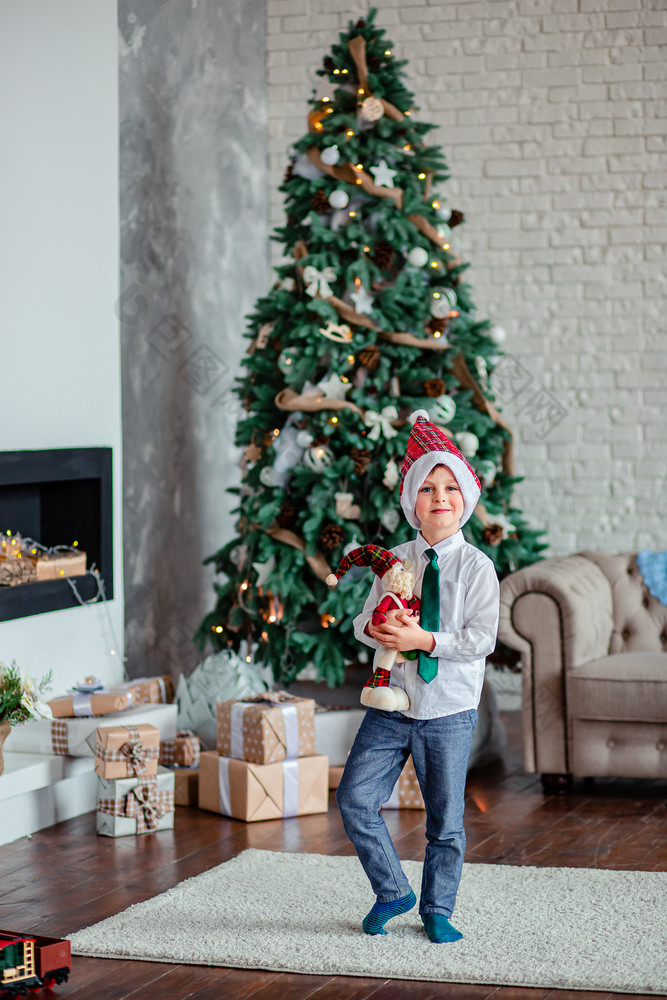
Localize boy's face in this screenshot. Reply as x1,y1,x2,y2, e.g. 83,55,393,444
414,465,464,543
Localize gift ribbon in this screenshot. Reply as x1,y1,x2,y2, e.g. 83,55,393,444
229,700,300,760
125,782,165,831
120,739,149,775
303,265,336,299
363,405,399,441
216,758,300,818
72,692,94,717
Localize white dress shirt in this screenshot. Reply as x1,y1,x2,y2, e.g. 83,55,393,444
353,530,500,720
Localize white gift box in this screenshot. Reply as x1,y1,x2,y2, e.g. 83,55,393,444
5,703,178,758
314,707,365,766
96,766,175,837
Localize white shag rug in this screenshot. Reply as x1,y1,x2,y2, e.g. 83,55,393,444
69,849,667,994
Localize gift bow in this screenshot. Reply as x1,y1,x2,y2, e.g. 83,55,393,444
120,739,148,775
363,405,399,441
125,782,165,831
303,265,336,299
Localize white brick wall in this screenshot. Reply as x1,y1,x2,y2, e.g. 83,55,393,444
266,0,667,557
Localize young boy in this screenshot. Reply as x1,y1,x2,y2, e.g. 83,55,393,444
336,412,500,943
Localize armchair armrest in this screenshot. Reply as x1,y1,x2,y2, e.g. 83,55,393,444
499,555,614,775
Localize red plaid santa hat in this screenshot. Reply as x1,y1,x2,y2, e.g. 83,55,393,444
400,410,481,530
326,544,403,588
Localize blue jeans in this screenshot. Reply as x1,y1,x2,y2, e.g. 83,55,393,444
336,707,477,917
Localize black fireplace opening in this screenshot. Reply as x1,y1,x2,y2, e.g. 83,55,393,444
0,448,113,621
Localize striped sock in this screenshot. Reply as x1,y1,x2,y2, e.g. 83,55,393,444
362,889,416,935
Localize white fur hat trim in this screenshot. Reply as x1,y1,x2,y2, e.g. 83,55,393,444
400,451,481,530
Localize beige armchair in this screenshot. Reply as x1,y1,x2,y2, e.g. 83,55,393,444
498,551,667,792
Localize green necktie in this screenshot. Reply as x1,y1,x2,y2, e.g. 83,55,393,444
418,548,440,683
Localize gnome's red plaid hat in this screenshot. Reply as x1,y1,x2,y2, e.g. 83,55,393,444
326,545,402,588
400,410,481,530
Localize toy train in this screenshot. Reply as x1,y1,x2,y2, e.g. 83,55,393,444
0,930,70,995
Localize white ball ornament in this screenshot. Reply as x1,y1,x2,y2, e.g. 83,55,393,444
489,324,507,346
476,460,497,488
328,189,350,210
430,286,457,319
432,394,457,425
407,247,429,268
303,444,334,473
321,146,341,166
456,431,479,457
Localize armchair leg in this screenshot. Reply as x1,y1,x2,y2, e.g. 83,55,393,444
540,773,573,795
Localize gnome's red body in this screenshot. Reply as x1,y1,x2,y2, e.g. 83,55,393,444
371,592,420,627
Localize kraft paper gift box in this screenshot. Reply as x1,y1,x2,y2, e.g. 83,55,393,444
314,705,365,766
216,691,316,765
198,751,329,822
6,703,178,757
111,674,175,705
382,756,425,810
173,767,199,806
328,765,345,790
96,767,175,837
159,730,200,768
48,691,130,719
92,723,160,779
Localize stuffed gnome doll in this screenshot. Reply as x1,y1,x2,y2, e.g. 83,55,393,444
326,545,420,711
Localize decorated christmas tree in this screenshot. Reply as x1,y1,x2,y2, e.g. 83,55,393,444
195,9,547,687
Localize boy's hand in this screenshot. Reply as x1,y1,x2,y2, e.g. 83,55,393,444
368,610,435,653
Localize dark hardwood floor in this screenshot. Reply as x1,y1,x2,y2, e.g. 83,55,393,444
1,712,665,1000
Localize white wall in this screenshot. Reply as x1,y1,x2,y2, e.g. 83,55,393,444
0,1,123,693
266,0,667,557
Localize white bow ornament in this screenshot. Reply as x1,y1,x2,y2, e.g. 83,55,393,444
303,265,337,299
363,405,399,442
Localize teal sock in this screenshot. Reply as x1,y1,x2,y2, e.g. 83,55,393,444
362,889,416,935
422,913,463,943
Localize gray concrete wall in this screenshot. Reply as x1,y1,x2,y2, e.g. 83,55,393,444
119,0,268,679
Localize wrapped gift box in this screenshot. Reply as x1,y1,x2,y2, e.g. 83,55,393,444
92,723,160,779
314,706,365,766
199,751,328,822
96,767,175,837
48,691,129,719
216,692,316,765
173,767,199,806
382,756,425,810
159,730,200,768
328,765,345,790
5,703,178,757
111,674,175,705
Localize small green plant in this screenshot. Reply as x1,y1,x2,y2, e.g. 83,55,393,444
0,660,53,725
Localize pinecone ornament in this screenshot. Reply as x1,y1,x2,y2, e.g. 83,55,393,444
482,524,504,546
372,240,395,271
320,523,345,551
277,499,297,529
426,316,448,336
424,377,447,398
312,189,331,214
284,160,295,184
448,209,465,229
358,344,381,371
350,447,372,476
